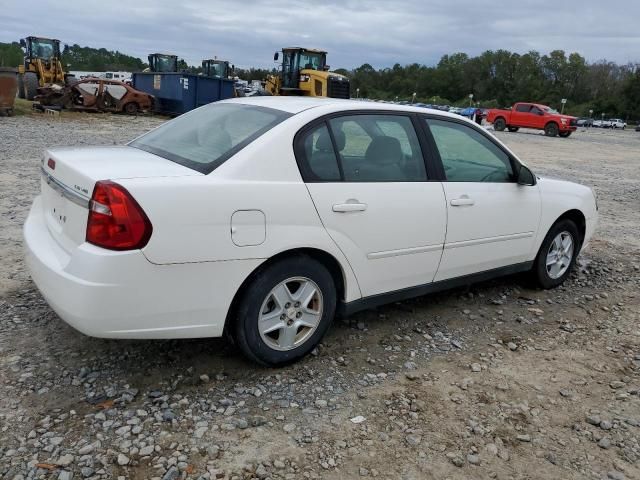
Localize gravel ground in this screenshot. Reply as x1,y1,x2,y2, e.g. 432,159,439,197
1,113,639,480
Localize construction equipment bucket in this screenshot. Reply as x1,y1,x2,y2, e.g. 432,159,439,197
0,67,19,116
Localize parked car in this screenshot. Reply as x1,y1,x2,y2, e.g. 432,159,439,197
576,117,594,127
448,106,465,115
35,78,154,115
594,119,612,128
486,102,577,137
636,124,640,132
609,118,627,129
24,97,598,365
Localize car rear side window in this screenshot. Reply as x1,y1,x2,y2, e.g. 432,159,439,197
426,119,514,183
129,103,292,174
515,104,530,112
298,123,342,181
330,115,426,182
296,115,428,183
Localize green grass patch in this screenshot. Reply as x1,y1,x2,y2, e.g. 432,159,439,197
11,98,35,116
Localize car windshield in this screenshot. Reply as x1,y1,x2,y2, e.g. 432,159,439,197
543,106,559,114
129,103,291,174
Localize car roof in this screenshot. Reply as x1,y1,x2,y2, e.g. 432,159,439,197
223,96,464,119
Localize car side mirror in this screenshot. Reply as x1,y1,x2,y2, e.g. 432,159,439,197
273,52,279,61
20,39,26,48
517,165,536,186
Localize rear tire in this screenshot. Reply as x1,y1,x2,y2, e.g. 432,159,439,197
493,118,506,131
232,256,336,366
531,219,580,289
558,131,572,138
507,126,519,132
23,72,38,101
544,122,559,137
123,102,139,115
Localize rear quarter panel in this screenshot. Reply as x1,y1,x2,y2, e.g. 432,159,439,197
487,108,511,123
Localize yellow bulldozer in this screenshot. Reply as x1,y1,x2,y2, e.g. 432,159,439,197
265,47,350,99
17,36,71,100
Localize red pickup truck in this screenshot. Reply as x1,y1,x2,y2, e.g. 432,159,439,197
486,102,577,137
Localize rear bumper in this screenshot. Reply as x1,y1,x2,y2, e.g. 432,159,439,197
24,196,262,339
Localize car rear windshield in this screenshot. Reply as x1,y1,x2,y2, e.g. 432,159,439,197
129,103,292,174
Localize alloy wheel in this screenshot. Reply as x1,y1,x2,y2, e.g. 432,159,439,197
258,277,323,351
546,231,574,279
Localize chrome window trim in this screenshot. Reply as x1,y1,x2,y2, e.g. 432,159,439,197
40,166,90,209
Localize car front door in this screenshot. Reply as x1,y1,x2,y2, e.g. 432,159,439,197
423,117,541,281
297,113,447,297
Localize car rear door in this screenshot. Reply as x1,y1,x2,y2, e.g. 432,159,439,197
296,112,447,297
422,116,541,281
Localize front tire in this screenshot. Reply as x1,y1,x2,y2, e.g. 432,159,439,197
17,74,25,99
559,131,572,138
23,72,38,101
508,126,519,132
532,219,580,289
233,256,336,366
544,122,559,137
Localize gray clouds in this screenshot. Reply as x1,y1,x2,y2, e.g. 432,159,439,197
1,0,638,68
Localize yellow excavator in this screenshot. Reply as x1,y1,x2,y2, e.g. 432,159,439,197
265,47,350,98
17,36,71,100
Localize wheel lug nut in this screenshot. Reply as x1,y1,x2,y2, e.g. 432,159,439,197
296,312,302,318
294,302,300,307
285,303,291,308
280,314,286,320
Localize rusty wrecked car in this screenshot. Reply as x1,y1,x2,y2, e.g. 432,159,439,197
36,78,154,114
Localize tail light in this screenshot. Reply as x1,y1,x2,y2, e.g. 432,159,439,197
86,180,152,250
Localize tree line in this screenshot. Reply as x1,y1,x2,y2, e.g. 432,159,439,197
337,50,640,120
2,41,638,119
0,42,146,72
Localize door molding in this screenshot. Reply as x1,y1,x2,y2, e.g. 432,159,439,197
444,231,533,250
367,243,444,259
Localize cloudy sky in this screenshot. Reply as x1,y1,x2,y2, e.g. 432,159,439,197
1,1,638,69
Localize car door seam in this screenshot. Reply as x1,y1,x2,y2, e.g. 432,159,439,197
301,182,364,298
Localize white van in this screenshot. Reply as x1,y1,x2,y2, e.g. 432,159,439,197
101,72,132,84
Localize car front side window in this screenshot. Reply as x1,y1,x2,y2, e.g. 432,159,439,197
426,119,514,183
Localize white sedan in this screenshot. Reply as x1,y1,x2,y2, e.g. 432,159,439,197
24,97,598,365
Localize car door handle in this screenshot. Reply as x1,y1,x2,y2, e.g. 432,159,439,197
450,196,475,207
332,200,368,212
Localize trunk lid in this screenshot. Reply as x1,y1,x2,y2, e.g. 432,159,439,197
39,146,201,254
